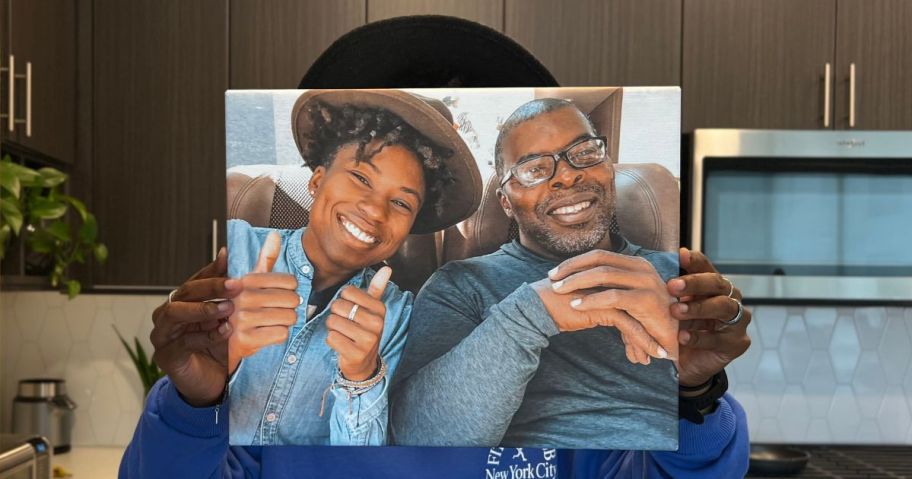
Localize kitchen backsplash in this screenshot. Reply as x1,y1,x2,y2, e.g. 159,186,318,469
1,292,911,446
0,291,162,447
730,305,912,444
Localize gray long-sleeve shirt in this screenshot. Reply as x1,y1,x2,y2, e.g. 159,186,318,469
390,237,679,450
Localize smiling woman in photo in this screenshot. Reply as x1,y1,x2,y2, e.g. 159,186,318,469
225,89,481,446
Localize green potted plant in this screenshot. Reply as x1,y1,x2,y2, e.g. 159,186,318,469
113,325,165,398
0,154,107,298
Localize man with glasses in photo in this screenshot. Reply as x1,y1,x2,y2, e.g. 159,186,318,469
390,98,750,456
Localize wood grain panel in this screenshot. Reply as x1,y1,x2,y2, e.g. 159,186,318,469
9,0,76,162
682,0,836,131
93,0,228,287
230,0,365,89
835,0,912,130
505,0,681,87
367,0,502,31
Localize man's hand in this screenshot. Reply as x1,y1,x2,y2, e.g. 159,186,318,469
531,249,679,363
150,247,241,407
227,231,300,374
325,266,391,381
668,248,752,388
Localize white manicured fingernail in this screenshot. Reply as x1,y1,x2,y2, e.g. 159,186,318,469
218,322,231,335
657,347,668,359
551,280,563,290
570,298,582,308
299,295,305,305
548,267,558,278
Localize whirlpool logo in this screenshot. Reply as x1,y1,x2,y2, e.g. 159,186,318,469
836,138,866,148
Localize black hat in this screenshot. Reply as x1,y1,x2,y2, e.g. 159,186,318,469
299,15,559,89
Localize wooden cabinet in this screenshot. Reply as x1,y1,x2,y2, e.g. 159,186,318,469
230,0,365,89
505,0,681,87
683,0,912,131
682,0,836,131
91,0,228,288
834,0,912,130
1,0,76,163
367,0,502,30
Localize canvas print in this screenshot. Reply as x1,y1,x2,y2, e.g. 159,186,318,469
225,87,681,449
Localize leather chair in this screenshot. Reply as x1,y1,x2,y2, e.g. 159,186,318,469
226,165,439,294
440,163,680,264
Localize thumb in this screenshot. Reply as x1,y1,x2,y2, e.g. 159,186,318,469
254,231,281,273
367,266,392,299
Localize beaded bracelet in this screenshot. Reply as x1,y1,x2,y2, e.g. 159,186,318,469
319,357,387,416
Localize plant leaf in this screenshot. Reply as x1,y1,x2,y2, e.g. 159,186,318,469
37,167,67,187
79,214,97,243
0,224,10,260
29,197,67,220
4,162,41,185
47,220,71,242
112,325,140,365
27,229,55,253
94,243,108,263
0,197,24,234
66,279,81,299
61,195,88,221
0,166,21,198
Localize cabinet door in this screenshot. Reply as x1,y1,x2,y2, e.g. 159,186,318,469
93,0,228,287
8,0,76,163
230,0,365,89
367,0,502,30
682,0,836,131
835,0,912,130
505,0,681,87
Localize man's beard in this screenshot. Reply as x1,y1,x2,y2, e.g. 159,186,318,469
513,182,615,258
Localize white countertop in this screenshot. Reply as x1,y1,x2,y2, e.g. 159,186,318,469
53,446,125,478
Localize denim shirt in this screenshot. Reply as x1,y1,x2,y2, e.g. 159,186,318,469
226,219,412,446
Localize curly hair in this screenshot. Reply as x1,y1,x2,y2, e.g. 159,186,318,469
299,101,455,218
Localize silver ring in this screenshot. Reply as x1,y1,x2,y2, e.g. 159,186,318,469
347,304,359,321
721,276,735,298
168,289,178,303
719,298,744,326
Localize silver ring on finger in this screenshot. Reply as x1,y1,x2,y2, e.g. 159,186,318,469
347,304,359,321
721,276,735,298
719,298,744,327
168,289,179,304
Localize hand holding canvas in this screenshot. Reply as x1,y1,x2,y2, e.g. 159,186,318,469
227,231,300,375
325,267,391,381
667,248,752,388
150,247,240,407
538,249,680,363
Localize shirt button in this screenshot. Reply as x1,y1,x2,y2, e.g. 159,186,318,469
301,265,311,274
287,354,297,364
266,412,277,423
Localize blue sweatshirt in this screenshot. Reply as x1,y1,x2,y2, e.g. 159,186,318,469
119,378,749,478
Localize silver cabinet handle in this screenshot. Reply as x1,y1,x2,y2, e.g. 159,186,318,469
212,219,218,261
7,54,13,132
23,62,30,137
823,62,831,128
849,63,856,128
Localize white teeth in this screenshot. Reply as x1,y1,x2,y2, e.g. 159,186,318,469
552,201,591,215
341,217,376,244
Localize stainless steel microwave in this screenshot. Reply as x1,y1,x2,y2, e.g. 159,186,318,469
689,129,912,303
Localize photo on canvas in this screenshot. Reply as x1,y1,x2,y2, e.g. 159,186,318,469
225,87,681,449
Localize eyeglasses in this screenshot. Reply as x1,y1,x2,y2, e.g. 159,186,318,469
500,136,609,188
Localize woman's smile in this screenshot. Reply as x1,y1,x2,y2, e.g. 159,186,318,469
338,213,379,246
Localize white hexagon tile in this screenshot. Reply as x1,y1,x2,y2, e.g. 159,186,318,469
2,291,912,447
1,291,164,446
725,304,912,445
